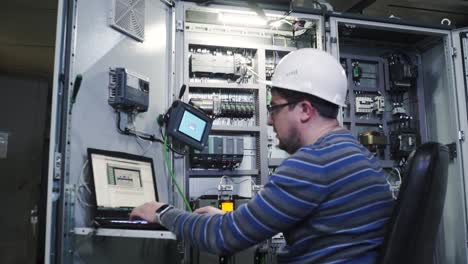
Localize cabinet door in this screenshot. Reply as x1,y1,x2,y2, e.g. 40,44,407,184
450,28,468,264
44,0,71,263
46,0,176,263
0,77,48,264
327,16,468,264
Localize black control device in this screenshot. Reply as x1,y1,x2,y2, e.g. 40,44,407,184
108,68,150,112
163,100,212,151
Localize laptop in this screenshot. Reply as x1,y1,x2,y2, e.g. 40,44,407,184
88,148,167,230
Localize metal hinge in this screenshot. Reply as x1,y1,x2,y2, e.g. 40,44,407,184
65,184,75,192
452,46,457,57
324,21,330,32
54,152,62,179
446,142,457,160
330,36,338,44
176,20,184,32
459,130,465,142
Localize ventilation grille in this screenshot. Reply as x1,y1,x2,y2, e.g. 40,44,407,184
110,0,145,42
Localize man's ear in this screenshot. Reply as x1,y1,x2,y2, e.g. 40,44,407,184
298,101,316,122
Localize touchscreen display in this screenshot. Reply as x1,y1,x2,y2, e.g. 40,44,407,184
178,110,207,142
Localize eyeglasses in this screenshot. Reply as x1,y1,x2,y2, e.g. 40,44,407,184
267,101,298,115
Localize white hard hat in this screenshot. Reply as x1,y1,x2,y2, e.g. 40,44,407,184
266,48,348,107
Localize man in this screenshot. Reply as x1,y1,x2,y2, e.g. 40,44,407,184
130,49,394,263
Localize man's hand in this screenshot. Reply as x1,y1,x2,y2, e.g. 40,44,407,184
194,206,226,215
129,201,165,223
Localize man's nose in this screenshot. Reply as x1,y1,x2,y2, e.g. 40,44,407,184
267,114,273,126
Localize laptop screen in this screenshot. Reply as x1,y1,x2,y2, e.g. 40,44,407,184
88,148,158,208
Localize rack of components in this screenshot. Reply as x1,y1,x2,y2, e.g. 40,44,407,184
185,43,262,183
189,45,257,85
342,52,421,171
383,52,420,165
181,6,323,264
190,135,245,170
188,134,258,176
189,88,257,127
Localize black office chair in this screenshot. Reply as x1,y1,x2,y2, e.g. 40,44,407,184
379,142,450,264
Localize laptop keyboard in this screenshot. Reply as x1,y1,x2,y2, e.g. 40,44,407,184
95,217,167,230
109,219,149,224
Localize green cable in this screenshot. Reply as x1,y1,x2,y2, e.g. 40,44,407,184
163,135,193,212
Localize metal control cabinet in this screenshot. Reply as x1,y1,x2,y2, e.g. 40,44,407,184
175,3,324,196
45,0,179,263
44,1,468,263
174,3,323,263
328,17,468,264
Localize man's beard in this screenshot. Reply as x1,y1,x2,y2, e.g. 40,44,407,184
276,126,302,155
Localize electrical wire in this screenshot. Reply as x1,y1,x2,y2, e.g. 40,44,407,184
246,66,263,80
73,160,96,264
387,167,402,200
116,110,186,156
116,111,127,135
233,178,257,185
76,189,94,207
116,111,163,143
138,138,153,156
220,175,232,185
134,135,145,151
246,66,268,85
219,175,256,186
267,0,294,26
75,159,94,208
162,134,192,212
292,19,316,37
79,160,92,194
132,120,154,156
159,128,187,156
115,109,192,210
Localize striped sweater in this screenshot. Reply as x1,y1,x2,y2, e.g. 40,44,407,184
161,129,394,263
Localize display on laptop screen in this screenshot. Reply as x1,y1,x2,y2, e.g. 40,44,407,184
108,166,142,187
177,110,207,142
89,151,156,208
